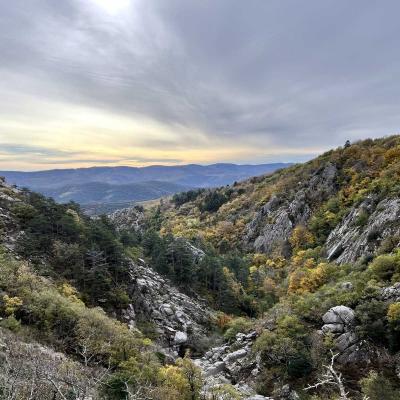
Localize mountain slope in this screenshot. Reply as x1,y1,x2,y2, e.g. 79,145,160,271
159,136,400,263
0,177,220,399
128,135,400,398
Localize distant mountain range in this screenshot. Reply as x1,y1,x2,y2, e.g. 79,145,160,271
0,163,291,211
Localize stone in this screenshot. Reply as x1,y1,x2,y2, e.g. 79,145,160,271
173,331,188,344
161,304,174,316
340,282,353,291
322,306,355,326
108,206,145,233
381,282,400,301
223,348,248,363
335,331,358,352
321,323,345,334
204,361,226,377
125,260,214,349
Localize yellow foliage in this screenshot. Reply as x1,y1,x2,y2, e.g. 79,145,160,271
263,277,276,292
159,365,189,399
58,283,83,304
223,266,243,297
2,294,23,315
387,302,400,322
158,358,202,400
288,263,328,294
289,225,315,251
384,145,400,164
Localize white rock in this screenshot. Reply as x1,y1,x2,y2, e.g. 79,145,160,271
223,348,248,363
173,331,188,344
322,306,355,326
204,361,226,377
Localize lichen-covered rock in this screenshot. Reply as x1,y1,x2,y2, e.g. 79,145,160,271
0,180,24,251
326,197,400,264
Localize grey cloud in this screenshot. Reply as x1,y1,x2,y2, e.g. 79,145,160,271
39,157,182,165
0,143,181,164
0,144,79,157
1,0,400,159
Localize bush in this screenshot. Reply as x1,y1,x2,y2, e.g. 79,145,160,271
369,252,400,282
172,189,204,207
223,317,253,341
355,300,388,345
200,191,228,213
287,353,312,378
361,371,399,400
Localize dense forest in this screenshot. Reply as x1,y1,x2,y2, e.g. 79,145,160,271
1,136,400,399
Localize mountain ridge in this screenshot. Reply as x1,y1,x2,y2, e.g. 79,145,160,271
0,162,291,211
0,162,292,188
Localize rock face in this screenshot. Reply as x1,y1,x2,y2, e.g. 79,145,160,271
0,178,23,251
123,259,214,354
326,196,400,264
245,163,338,254
108,206,145,233
321,306,371,365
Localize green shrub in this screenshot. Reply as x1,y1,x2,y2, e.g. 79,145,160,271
355,300,388,345
200,191,228,213
369,252,400,282
355,209,369,227
223,317,253,341
361,371,399,400
0,315,21,331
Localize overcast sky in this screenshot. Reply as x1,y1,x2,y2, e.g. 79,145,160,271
0,0,399,170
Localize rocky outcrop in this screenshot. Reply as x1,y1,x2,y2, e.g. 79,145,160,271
0,178,24,251
195,330,300,399
123,259,214,354
326,196,400,264
245,163,338,254
195,331,270,399
108,206,146,233
321,306,372,365
381,282,400,302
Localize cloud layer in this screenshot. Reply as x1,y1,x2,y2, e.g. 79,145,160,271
1,0,399,170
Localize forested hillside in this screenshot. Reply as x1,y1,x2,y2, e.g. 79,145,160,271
0,179,210,399
1,136,400,399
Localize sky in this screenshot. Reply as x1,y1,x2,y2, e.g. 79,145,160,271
0,0,399,171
